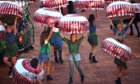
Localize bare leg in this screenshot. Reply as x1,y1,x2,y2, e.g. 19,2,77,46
46,60,52,80
11,56,17,65
46,60,51,75
3,57,11,67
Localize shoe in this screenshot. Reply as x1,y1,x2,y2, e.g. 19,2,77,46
59,57,63,63
129,33,134,35
46,75,53,80
55,57,59,63
137,34,140,37
89,53,92,60
8,66,13,75
81,74,84,82
115,80,122,84
92,56,98,63
68,77,73,84
9,74,13,78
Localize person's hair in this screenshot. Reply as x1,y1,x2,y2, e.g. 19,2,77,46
30,58,38,69
88,14,95,25
40,30,49,46
70,34,78,40
67,1,74,13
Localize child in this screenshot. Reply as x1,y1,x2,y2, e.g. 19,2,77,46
60,32,88,84
87,10,98,63
50,27,63,63
109,17,135,84
38,27,53,80
3,17,19,77
109,17,135,41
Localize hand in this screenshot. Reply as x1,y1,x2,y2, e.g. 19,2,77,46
15,16,19,21
0,20,2,25
131,52,136,58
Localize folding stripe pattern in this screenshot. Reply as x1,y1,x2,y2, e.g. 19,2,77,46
58,14,89,34
102,38,132,63
106,1,135,20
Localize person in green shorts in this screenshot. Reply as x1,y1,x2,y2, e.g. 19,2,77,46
109,18,136,84
87,10,98,63
3,17,19,77
60,31,88,84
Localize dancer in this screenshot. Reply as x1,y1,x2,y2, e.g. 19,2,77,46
109,17,135,84
3,17,19,77
38,27,53,80
50,27,63,63
87,10,98,63
60,31,88,84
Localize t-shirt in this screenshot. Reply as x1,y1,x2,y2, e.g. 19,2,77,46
63,36,84,54
40,42,50,55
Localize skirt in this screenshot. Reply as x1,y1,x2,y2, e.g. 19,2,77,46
5,43,19,57
114,58,127,69
87,32,98,46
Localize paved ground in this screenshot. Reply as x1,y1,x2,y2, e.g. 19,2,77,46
0,0,140,84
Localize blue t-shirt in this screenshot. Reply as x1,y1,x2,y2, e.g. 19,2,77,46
89,24,96,32
5,32,17,44
112,25,129,38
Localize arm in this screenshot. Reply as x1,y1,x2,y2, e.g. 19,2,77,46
45,27,53,41
93,10,98,24
0,20,2,25
109,19,114,26
128,17,135,25
60,33,70,44
13,17,18,35
78,31,89,43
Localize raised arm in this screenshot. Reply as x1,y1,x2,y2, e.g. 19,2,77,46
128,17,135,25
60,32,64,38
109,19,114,26
45,27,53,41
93,10,98,24
13,17,18,35
0,20,2,25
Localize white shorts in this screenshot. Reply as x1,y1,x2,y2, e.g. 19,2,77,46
70,53,81,61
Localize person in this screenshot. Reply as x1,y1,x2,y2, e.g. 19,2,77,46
110,20,122,30
113,38,135,84
87,10,98,63
60,32,88,84
0,21,6,60
38,27,53,80
67,1,76,14
109,17,135,41
129,0,140,37
109,17,136,84
50,27,63,63
3,17,19,77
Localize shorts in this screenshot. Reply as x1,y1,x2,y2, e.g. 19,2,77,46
70,53,81,61
38,53,50,63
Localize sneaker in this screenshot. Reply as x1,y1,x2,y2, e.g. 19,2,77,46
9,74,13,78
46,75,53,80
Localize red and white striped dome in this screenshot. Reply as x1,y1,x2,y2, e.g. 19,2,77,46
0,25,6,42
104,0,127,4
106,1,135,20
41,0,68,8
58,14,89,34
13,59,45,84
33,7,63,27
132,3,140,13
102,38,132,63
75,0,105,10
0,1,24,18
